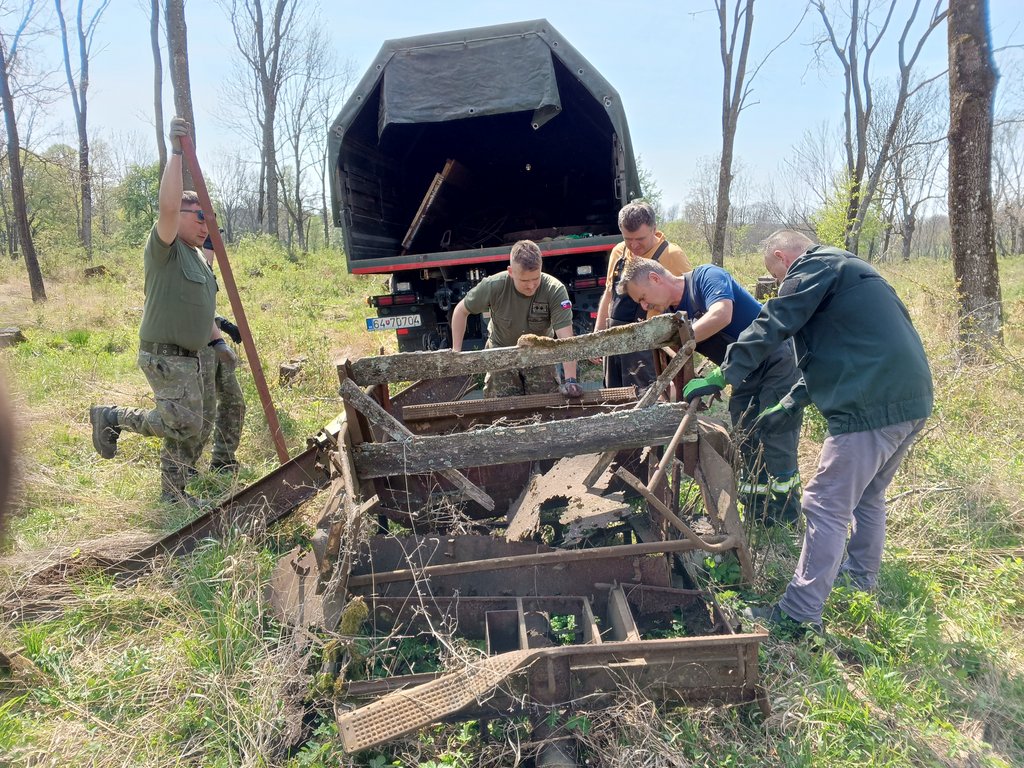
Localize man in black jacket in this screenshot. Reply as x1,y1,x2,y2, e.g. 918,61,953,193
684,230,933,634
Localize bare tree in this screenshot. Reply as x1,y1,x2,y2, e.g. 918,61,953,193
993,121,1024,256
209,151,257,241
709,1,805,265
150,0,166,173
685,154,720,255
813,0,948,255
54,0,110,260
711,0,754,266
870,81,947,260
223,0,300,238
312,56,353,245
164,0,194,188
948,0,1002,356
0,1,46,300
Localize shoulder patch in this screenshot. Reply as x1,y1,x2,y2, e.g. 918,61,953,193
560,299,572,310
778,277,801,297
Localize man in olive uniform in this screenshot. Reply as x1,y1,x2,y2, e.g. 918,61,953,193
450,239,584,399
594,201,690,390
617,257,803,523
684,230,933,634
90,117,233,506
199,238,246,473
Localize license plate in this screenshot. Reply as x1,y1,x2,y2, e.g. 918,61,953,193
365,314,423,332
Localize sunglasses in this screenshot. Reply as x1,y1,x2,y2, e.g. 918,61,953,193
180,208,207,222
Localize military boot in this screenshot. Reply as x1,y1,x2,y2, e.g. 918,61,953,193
209,458,240,474
89,405,121,459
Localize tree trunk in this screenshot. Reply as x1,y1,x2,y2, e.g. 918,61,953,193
321,150,330,244
712,0,754,268
948,0,1002,357
902,214,915,262
0,42,46,301
55,0,100,260
263,92,278,236
151,0,167,175
165,0,195,190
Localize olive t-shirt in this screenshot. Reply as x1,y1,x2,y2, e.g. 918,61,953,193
463,272,573,348
138,225,218,353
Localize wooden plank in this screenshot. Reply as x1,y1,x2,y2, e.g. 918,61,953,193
401,387,637,422
352,402,699,479
339,378,495,512
347,312,686,385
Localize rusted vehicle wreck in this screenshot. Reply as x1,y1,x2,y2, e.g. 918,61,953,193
266,312,767,760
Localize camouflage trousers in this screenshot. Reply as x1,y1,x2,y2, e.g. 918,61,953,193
114,350,204,496
482,340,559,398
198,345,246,465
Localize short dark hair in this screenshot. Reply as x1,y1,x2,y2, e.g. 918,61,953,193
618,201,657,233
181,190,200,206
510,240,543,271
615,257,669,296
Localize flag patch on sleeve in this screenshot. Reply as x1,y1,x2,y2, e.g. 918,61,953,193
560,299,573,310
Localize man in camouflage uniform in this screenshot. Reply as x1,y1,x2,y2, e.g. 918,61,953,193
199,239,246,473
90,117,234,506
450,240,584,399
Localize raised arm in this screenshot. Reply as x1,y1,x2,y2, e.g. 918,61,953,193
155,117,190,245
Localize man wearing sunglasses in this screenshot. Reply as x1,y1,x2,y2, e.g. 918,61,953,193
90,116,227,507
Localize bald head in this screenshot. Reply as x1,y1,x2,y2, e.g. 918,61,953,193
761,229,814,281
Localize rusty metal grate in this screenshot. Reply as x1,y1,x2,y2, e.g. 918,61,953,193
338,649,536,752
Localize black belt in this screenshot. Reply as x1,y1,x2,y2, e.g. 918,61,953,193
140,340,197,358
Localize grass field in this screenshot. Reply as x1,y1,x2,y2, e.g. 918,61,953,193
1,239,1022,767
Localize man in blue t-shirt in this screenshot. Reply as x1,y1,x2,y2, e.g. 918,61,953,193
616,257,804,523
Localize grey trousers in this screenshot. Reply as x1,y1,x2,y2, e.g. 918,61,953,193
779,417,927,624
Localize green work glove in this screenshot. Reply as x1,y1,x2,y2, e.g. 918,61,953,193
754,395,798,434
682,366,726,403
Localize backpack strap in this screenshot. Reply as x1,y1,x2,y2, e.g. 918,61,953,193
651,239,669,262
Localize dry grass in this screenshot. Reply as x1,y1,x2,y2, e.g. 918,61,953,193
2,248,1024,766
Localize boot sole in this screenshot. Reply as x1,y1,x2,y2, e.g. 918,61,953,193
90,405,118,459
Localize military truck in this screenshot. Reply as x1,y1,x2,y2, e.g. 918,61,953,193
329,19,642,352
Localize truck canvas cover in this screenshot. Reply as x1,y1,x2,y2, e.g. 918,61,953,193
329,19,641,272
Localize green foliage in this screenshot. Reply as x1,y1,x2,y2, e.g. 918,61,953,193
21,144,84,262
811,172,887,252
635,154,664,220
117,162,161,246
549,613,578,645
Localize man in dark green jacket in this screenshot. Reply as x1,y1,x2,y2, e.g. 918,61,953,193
684,230,933,634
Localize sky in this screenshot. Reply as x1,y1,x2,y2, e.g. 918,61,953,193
26,0,1024,212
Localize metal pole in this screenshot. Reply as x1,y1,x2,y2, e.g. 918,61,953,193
179,135,289,464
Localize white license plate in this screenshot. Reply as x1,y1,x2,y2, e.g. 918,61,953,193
365,314,423,332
